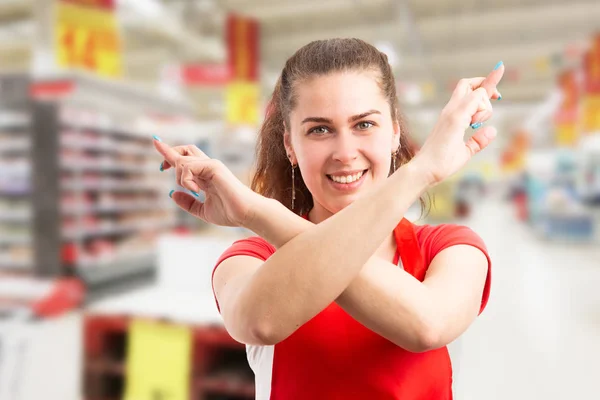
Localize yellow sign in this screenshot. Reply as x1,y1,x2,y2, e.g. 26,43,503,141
555,123,579,146
124,320,192,400
226,81,260,125
582,95,600,133
54,0,123,77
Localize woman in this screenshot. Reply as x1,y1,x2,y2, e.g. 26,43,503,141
154,39,503,399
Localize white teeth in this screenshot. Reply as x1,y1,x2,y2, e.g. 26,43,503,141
330,170,364,184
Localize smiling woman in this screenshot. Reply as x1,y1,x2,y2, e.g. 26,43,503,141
154,38,504,400
252,40,418,218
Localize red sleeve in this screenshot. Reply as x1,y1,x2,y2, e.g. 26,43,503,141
416,224,492,314
211,236,276,313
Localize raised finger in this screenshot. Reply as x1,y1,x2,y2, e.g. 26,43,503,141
479,61,505,99
153,139,182,166
161,145,209,171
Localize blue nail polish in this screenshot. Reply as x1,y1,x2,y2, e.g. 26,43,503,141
493,61,503,71
497,95,502,101
159,162,164,171
169,190,174,198
153,135,162,142
191,191,199,197
470,122,482,130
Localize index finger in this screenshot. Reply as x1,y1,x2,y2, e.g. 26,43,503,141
153,139,181,165
480,61,505,98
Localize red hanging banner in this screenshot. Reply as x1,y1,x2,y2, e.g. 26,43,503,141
227,14,260,82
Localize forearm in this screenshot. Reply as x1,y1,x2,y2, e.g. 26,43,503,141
336,259,437,352
238,162,429,343
337,246,488,352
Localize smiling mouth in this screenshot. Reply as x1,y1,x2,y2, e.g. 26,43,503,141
326,169,369,184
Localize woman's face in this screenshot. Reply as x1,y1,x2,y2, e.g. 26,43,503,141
285,71,400,217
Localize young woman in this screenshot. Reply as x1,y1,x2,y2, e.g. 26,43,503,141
154,38,503,399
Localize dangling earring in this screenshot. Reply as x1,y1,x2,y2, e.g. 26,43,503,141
291,164,296,210
392,150,398,172
288,154,296,210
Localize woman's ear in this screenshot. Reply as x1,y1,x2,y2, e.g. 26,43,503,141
283,129,297,165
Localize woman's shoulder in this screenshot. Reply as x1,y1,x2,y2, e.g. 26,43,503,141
413,222,484,242
215,236,276,267
411,221,489,264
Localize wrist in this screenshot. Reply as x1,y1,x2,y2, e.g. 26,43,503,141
403,154,436,190
241,195,276,232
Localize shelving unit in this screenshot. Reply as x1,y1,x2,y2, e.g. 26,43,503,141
24,72,195,295
83,315,255,400
0,74,33,275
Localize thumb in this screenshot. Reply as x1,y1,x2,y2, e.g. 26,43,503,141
465,126,497,156
170,191,205,219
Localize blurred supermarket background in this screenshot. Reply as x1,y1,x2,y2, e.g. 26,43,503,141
0,0,599,399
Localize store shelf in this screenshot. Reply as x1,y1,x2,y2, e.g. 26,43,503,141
62,202,162,215
198,376,255,398
0,139,30,153
64,220,174,240
61,140,155,157
0,111,30,130
85,360,126,375
60,122,156,141
0,210,30,221
0,236,30,245
0,257,31,269
78,253,156,289
62,181,162,192
0,187,30,196
61,161,156,174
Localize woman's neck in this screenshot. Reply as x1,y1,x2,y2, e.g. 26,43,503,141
307,204,334,224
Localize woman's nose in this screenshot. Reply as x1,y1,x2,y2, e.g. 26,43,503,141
332,133,359,164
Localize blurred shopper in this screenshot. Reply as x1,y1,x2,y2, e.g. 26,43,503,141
154,39,503,399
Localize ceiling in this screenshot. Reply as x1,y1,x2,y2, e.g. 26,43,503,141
0,0,596,119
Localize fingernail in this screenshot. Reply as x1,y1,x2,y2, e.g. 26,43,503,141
153,135,162,142
493,61,503,71
159,162,164,171
191,191,199,197
497,95,502,101
169,190,174,198
470,122,483,130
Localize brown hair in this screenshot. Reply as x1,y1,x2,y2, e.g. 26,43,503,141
251,38,423,216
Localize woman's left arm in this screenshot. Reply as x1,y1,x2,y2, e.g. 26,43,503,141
336,245,488,353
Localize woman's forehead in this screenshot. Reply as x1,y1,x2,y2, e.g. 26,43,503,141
292,72,388,118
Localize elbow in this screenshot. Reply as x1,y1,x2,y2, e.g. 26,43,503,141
414,325,442,353
248,320,287,346
404,322,443,353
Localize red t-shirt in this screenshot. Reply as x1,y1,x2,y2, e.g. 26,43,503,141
212,218,492,400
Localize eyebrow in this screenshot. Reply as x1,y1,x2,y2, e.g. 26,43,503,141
301,110,381,125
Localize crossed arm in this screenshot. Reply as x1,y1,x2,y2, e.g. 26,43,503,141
213,164,489,352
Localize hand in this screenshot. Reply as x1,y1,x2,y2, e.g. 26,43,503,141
412,63,505,186
153,140,262,227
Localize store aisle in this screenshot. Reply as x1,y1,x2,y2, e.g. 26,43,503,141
450,198,600,400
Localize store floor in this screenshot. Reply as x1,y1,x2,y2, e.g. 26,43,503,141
450,198,600,400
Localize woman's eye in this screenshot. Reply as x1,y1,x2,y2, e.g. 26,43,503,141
356,121,374,130
309,126,330,135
